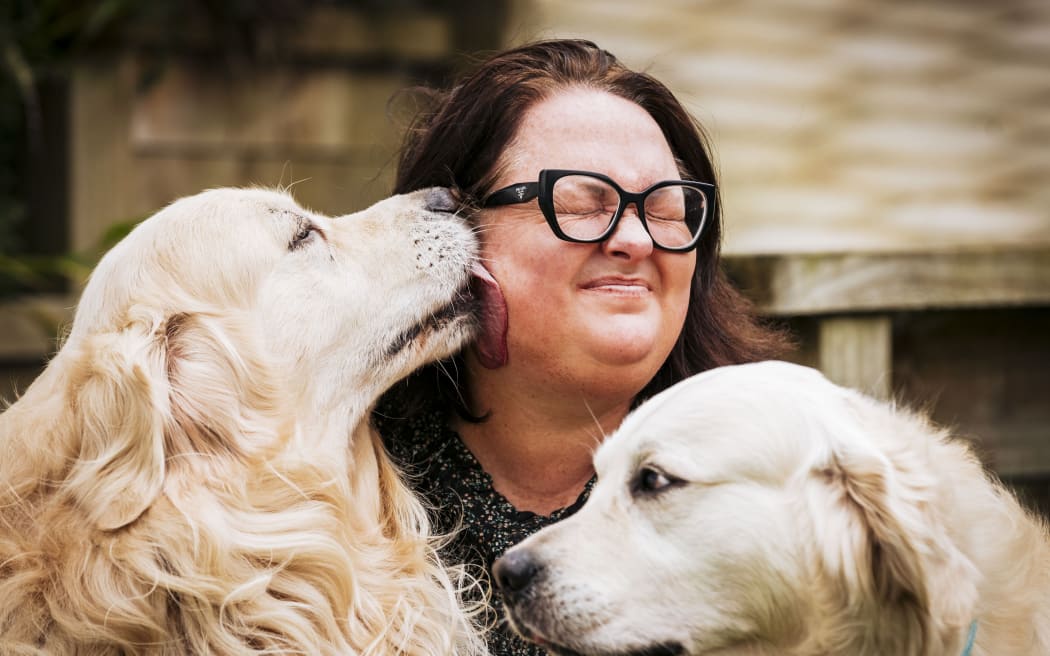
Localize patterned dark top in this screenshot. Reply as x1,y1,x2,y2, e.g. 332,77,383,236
375,400,595,656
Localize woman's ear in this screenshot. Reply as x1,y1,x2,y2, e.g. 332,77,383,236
65,318,170,531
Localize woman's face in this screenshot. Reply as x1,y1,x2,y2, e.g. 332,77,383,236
475,87,697,400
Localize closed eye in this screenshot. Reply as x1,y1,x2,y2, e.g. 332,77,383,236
289,220,319,250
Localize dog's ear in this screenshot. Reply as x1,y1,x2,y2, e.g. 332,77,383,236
820,393,979,651
65,312,278,531
162,312,282,466
66,317,169,531
826,445,928,603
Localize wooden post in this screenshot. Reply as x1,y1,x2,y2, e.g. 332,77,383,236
818,315,893,399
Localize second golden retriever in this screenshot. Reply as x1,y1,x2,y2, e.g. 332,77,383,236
495,361,1050,656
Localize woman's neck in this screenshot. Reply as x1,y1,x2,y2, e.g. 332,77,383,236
453,368,633,515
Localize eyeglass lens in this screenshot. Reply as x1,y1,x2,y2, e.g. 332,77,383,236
550,174,707,248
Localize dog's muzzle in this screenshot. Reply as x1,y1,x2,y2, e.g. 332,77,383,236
494,548,685,656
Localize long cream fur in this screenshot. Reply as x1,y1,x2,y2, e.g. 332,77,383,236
0,188,486,655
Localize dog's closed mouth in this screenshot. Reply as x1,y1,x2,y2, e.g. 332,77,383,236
385,280,476,359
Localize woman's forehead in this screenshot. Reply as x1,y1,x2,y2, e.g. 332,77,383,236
500,88,680,188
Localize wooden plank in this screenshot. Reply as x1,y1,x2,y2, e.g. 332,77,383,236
724,247,1050,316
69,54,137,254
129,65,407,154
287,7,452,58
818,315,893,399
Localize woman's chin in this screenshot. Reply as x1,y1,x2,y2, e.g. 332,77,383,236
585,334,667,372
584,314,673,358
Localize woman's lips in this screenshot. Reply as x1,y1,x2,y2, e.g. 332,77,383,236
580,276,652,293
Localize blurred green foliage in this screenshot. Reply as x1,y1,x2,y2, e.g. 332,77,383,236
0,219,138,296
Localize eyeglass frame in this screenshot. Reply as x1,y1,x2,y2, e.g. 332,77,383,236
481,169,716,253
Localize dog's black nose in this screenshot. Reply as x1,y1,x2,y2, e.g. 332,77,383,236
493,549,540,594
424,188,459,214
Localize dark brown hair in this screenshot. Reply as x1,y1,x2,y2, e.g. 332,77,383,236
386,39,788,415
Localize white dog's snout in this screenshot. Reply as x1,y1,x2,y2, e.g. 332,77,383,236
493,548,542,596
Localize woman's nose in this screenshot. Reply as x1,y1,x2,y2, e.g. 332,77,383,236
603,205,654,258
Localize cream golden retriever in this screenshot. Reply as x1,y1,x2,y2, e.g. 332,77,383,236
494,361,1050,656
0,188,486,655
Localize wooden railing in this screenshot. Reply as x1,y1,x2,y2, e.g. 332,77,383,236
725,245,1050,399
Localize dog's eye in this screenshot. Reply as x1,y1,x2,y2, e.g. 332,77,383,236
290,222,317,250
634,466,682,495
641,468,672,491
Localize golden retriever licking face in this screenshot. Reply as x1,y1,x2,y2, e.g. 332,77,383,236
494,361,1050,656
0,188,485,655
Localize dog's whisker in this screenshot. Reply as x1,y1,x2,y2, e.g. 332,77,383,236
580,398,609,453
466,225,510,240
435,358,473,410
473,256,500,273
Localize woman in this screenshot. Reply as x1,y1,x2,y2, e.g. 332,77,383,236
375,39,788,655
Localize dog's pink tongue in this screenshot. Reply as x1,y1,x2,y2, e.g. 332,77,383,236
470,263,508,369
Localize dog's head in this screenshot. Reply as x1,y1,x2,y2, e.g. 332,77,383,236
494,361,979,656
56,187,477,531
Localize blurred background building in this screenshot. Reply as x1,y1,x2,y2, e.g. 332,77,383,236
1,0,1048,512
